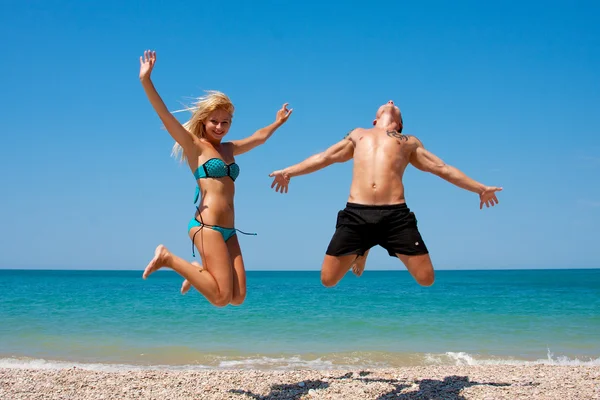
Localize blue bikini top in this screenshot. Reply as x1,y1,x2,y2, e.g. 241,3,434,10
193,157,240,203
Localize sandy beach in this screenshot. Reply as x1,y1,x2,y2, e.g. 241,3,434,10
1,365,598,399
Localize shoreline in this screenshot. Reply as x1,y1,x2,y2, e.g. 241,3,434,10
2,365,598,399
2,351,599,371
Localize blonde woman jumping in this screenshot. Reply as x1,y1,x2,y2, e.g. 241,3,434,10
139,50,292,307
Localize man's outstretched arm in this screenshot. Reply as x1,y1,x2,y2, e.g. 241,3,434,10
269,134,355,193
409,138,502,208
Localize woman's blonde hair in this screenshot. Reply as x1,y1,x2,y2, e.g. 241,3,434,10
171,90,235,162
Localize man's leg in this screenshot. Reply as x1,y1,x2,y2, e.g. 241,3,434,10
321,203,373,287
377,204,433,286
396,253,435,286
351,249,370,277
321,254,360,287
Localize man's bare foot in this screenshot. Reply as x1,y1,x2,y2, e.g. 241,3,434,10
142,245,171,279
181,261,203,295
351,255,367,277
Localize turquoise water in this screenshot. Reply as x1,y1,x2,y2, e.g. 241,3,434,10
0,269,599,370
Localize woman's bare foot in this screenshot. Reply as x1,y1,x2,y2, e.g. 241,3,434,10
142,245,171,279
180,261,203,294
351,255,367,277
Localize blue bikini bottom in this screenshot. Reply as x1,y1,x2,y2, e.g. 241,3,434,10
187,217,256,257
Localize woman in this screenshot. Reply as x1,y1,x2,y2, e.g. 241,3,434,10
139,50,292,307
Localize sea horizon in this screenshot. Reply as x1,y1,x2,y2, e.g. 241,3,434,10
1,267,599,271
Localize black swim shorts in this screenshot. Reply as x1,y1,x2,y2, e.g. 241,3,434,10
325,202,429,257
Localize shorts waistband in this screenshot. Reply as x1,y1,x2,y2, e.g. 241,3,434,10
345,202,408,210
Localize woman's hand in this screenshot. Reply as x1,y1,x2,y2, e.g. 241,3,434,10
139,50,156,82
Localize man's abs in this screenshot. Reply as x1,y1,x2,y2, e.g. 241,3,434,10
348,170,407,204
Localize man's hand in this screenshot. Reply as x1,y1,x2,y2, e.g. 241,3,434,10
275,103,293,125
479,186,503,209
269,170,290,193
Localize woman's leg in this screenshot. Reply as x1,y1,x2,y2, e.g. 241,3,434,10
143,227,234,307
180,235,246,306
226,235,247,306
180,262,202,295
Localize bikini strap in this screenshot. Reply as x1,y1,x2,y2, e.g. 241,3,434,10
234,229,257,236
190,208,205,257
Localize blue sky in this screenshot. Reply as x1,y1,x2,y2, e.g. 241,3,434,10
0,1,598,270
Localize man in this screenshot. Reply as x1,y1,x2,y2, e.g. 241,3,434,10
269,101,502,287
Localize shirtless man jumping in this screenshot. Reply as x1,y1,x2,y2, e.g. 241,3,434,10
268,100,502,287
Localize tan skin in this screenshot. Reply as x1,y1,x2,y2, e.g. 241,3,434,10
138,50,292,306
270,101,501,287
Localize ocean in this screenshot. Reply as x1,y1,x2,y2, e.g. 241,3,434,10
1,269,598,371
